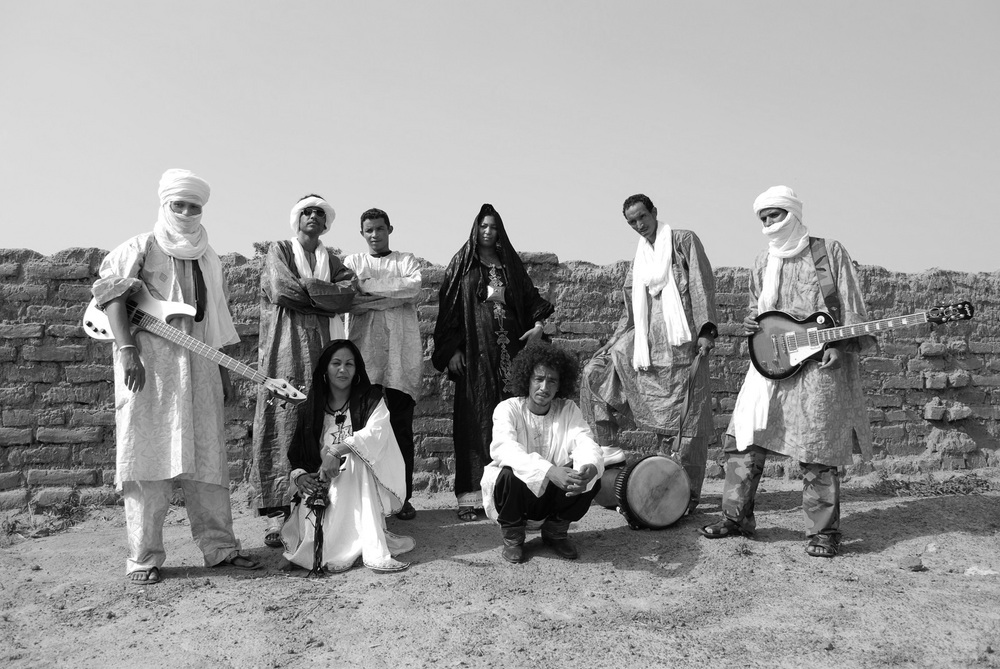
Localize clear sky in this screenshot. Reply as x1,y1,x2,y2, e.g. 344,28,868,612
2,1,998,272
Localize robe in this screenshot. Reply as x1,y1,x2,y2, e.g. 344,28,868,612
92,233,239,488
249,240,356,511
481,397,605,522
344,251,423,400
725,238,874,466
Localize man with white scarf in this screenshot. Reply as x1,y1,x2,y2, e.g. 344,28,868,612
580,194,719,513
700,186,873,559
93,168,259,584
250,194,358,547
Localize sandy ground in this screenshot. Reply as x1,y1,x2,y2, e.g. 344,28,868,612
2,472,1000,669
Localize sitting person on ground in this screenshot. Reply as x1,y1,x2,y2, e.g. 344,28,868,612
280,339,415,573
481,341,605,563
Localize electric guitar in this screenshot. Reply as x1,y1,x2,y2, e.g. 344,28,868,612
749,302,975,380
82,286,306,405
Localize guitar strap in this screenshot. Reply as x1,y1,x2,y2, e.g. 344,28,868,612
192,260,207,323
809,237,842,325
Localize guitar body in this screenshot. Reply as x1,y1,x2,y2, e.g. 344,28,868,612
82,286,196,341
749,310,835,380
81,286,306,405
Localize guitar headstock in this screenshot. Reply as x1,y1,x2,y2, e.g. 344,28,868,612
263,378,307,406
927,301,975,324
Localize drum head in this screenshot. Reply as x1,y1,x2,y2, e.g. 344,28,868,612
618,455,691,530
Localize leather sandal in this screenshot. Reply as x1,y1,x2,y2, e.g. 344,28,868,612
806,533,840,558
457,506,478,522
699,519,748,539
263,513,285,548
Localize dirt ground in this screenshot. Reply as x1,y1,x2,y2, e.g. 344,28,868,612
2,470,999,669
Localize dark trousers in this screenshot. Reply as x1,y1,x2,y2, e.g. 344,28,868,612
493,467,601,529
721,442,841,538
384,388,415,502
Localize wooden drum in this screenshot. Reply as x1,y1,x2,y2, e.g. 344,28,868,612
594,455,691,530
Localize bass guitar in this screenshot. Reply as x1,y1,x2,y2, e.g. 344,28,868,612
749,302,975,380
82,286,306,405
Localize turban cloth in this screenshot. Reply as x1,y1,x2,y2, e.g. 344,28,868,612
289,196,336,235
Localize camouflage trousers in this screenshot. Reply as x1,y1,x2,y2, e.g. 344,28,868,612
720,442,841,538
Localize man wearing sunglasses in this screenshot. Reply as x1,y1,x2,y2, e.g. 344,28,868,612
250,194,359,549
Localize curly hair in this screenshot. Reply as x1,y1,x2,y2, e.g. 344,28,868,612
508,341,580,399
622,193,655,218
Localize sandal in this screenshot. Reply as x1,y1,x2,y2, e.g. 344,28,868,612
395,501,417,521
367,557,410,574
127,566,161,585
806,533,840,558
216,554,263,571
699,519,748,539
264,513,285,548
457,506,478,522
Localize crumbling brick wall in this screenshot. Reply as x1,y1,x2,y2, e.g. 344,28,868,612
0,246,996,510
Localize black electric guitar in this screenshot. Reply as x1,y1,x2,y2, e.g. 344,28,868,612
749,302,975,380
82,286,306,405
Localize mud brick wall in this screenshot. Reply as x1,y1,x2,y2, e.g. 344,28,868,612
0,245,997,510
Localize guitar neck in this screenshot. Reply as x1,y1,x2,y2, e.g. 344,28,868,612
819,312,930,344
133,311,264,383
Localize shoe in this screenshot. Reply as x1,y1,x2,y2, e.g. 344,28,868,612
542,535,579,560
501,525,526,564
457,506,478,522
699,519,750,539
127,566,161,585
264,512,285,548
216,554,263,571
806,533,840,558
367,558,410,573
396,501,417,521
541,518,578,560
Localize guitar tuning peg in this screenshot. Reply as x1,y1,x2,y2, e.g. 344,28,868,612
266,398,275,407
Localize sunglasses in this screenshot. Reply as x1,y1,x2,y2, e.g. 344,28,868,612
301,207,327,219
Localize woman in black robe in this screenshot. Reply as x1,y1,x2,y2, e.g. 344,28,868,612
432,204,555,521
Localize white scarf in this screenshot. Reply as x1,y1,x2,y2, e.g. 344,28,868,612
631,220,691,370
289,237,344,340
732,186,809,448
153,169,237,349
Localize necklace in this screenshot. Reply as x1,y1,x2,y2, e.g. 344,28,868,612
326,396,350,426
527,409,552,454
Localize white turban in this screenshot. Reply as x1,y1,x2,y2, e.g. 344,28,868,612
752,185,802,220
158,168,211,207
289,196,336,235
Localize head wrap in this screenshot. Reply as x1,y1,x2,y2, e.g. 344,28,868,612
289,196,336,235
753,185,802,221
150,168,238,349
630,219,691,370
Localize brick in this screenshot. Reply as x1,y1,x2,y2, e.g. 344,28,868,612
42,387,102,404
77,486,120,507
862,357,902,374
872,425,906,441
37,410,66,427
883,376,922,390
919,342,947,357
413,418,451,436
225,424,249,442
22,345,87,362
70,410,116,427
417,305,439,322
31,487,74,507
521,251,559,265
0,347,14,362
26,469,98,486
0,387,35,407
0,285,47,302
972,375,1000,387
7,447,71,466
0,489,27,511
885,410,910,422
24,262,91,280
969,342,1000,355
946,340,970,355
0,471,22,490
421,437,454,454
35,427,102,444
3,364,59,384
64,365,114,383
25,305,81,323
869,394,903,408
925,372,948,390
46,324,87,338
0,323,45,338
57,284,96,302
924,404,946,421
558,321,609,335
3,410,35,427
76,447,115,466
413,456,441,472
908,358,947,373
102,469,115,486
549,337,600,353
0,263,18,278
0,428,33,445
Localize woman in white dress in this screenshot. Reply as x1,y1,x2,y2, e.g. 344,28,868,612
281,339,415,573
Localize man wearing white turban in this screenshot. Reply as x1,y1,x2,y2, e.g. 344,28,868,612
92,168,259,584
250,194,358,547
580,194,719,513
700,186,874,559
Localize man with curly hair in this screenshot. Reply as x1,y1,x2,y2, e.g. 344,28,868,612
480,342,605,563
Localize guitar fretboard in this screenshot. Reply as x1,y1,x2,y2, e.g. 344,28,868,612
131,308,265,384
793,312,930,349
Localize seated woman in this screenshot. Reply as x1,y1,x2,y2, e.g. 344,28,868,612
280,339,415,573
